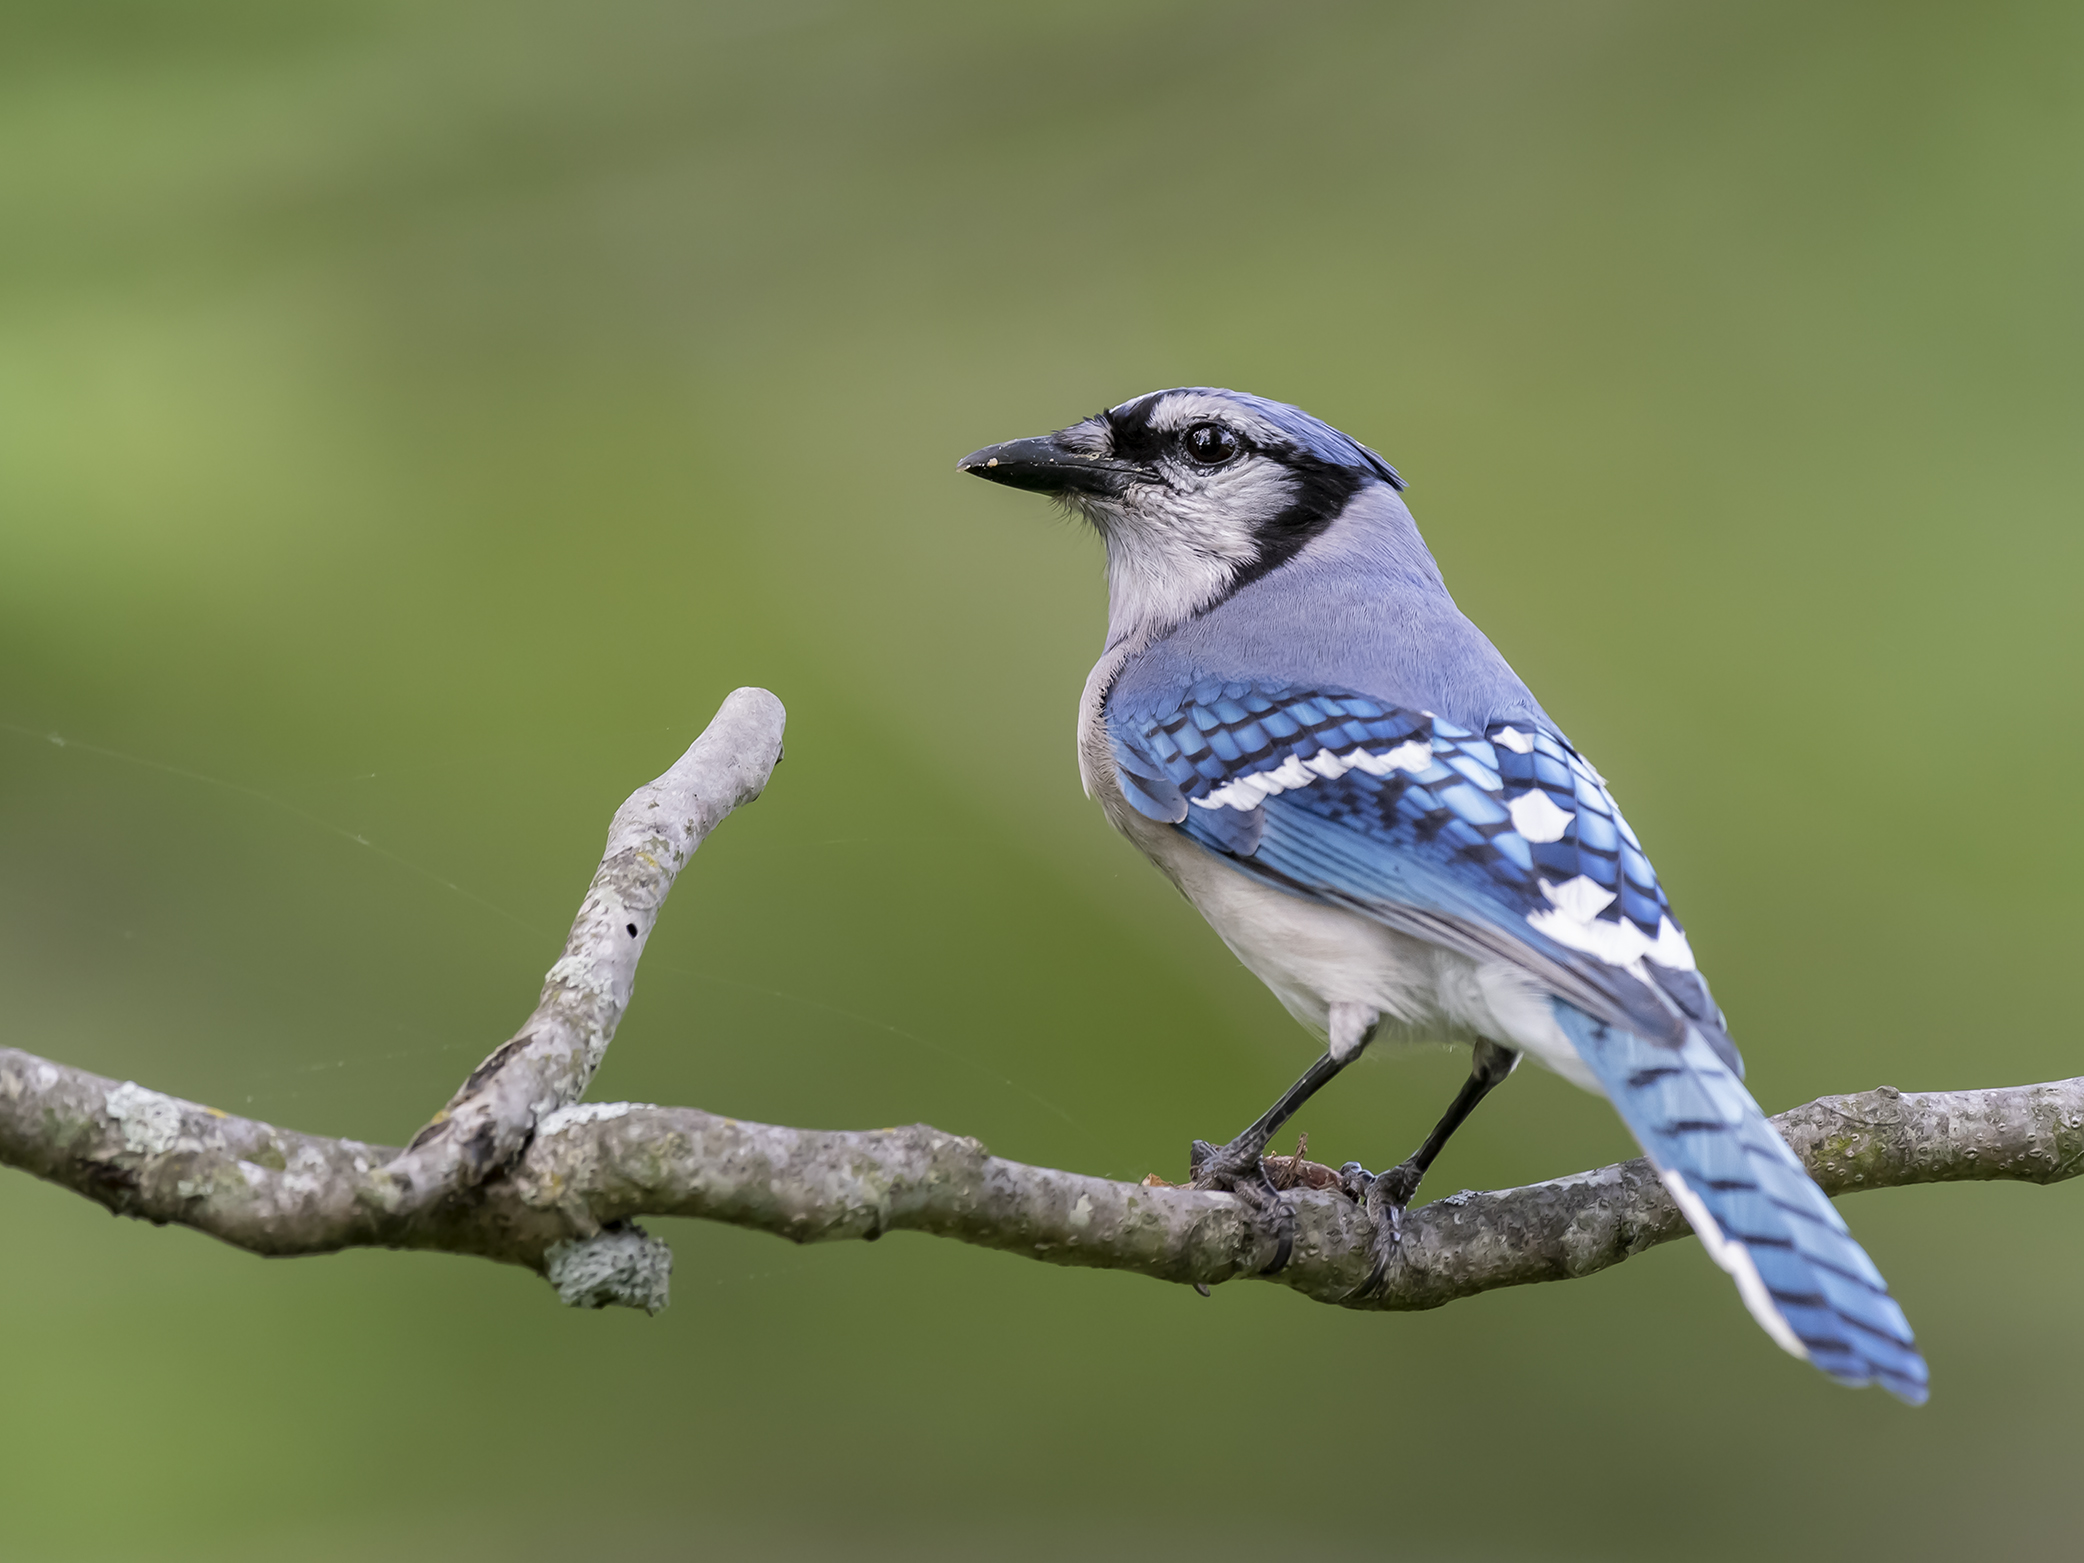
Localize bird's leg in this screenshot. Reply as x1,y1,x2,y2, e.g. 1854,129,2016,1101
1341,1039,1519,1298
1189,1054,1343,1275
1190,1004,1378,1276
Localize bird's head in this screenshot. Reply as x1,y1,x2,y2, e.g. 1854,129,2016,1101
959,387,1404,638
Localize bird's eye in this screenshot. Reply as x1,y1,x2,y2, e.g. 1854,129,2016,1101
1182,423,1243,466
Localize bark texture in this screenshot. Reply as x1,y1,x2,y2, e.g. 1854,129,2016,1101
5,1047,2078,1311
367,686,786,1218
4,685,2077,1315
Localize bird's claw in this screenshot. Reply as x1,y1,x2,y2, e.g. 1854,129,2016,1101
1339,1158,1425,1300
1188,1136,1296,1275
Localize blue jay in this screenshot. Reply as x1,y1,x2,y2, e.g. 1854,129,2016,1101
959,388,1926,1402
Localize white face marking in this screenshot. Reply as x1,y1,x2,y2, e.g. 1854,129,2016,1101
1492,726,1535,754
1507,788,1575,843
1061,392,1309,643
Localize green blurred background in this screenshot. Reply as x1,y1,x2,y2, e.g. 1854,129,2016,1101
2,2,2079,1557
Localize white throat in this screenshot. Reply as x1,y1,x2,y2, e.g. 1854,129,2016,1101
1078,458,1299,651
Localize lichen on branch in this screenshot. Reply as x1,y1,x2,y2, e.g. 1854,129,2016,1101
2,686,2077,1320
4,1042,2078,1315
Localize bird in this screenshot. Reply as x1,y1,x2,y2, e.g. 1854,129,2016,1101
958,387,1927,1402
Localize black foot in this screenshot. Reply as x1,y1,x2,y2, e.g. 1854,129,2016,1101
1337,1159,1425,1299
1189,1135,1296,1274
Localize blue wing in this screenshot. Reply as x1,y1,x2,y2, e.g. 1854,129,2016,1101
1109,677,1927,1401
1108,677,1728,1058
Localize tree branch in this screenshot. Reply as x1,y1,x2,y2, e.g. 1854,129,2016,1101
4,1045,2079,1311
3,689,2077,1314
366,686,786,1220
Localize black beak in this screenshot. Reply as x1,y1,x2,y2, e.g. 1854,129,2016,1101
957,434,1148,496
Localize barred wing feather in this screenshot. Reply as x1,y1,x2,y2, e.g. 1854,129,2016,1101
1108,677,1927,1401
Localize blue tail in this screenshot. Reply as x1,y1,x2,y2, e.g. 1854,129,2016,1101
1554,1003,1928,1403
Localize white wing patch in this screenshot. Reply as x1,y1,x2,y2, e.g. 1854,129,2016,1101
1529,874,1698,972
1165,705,1701,981
1540,874,1615,922
1374,738,1436,774
1192,740,1433,811
1507,787,1575,843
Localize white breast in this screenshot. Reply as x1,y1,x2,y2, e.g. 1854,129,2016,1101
1076,670,1596,1092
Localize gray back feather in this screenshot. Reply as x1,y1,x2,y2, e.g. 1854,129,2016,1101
1111,484,1555,734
